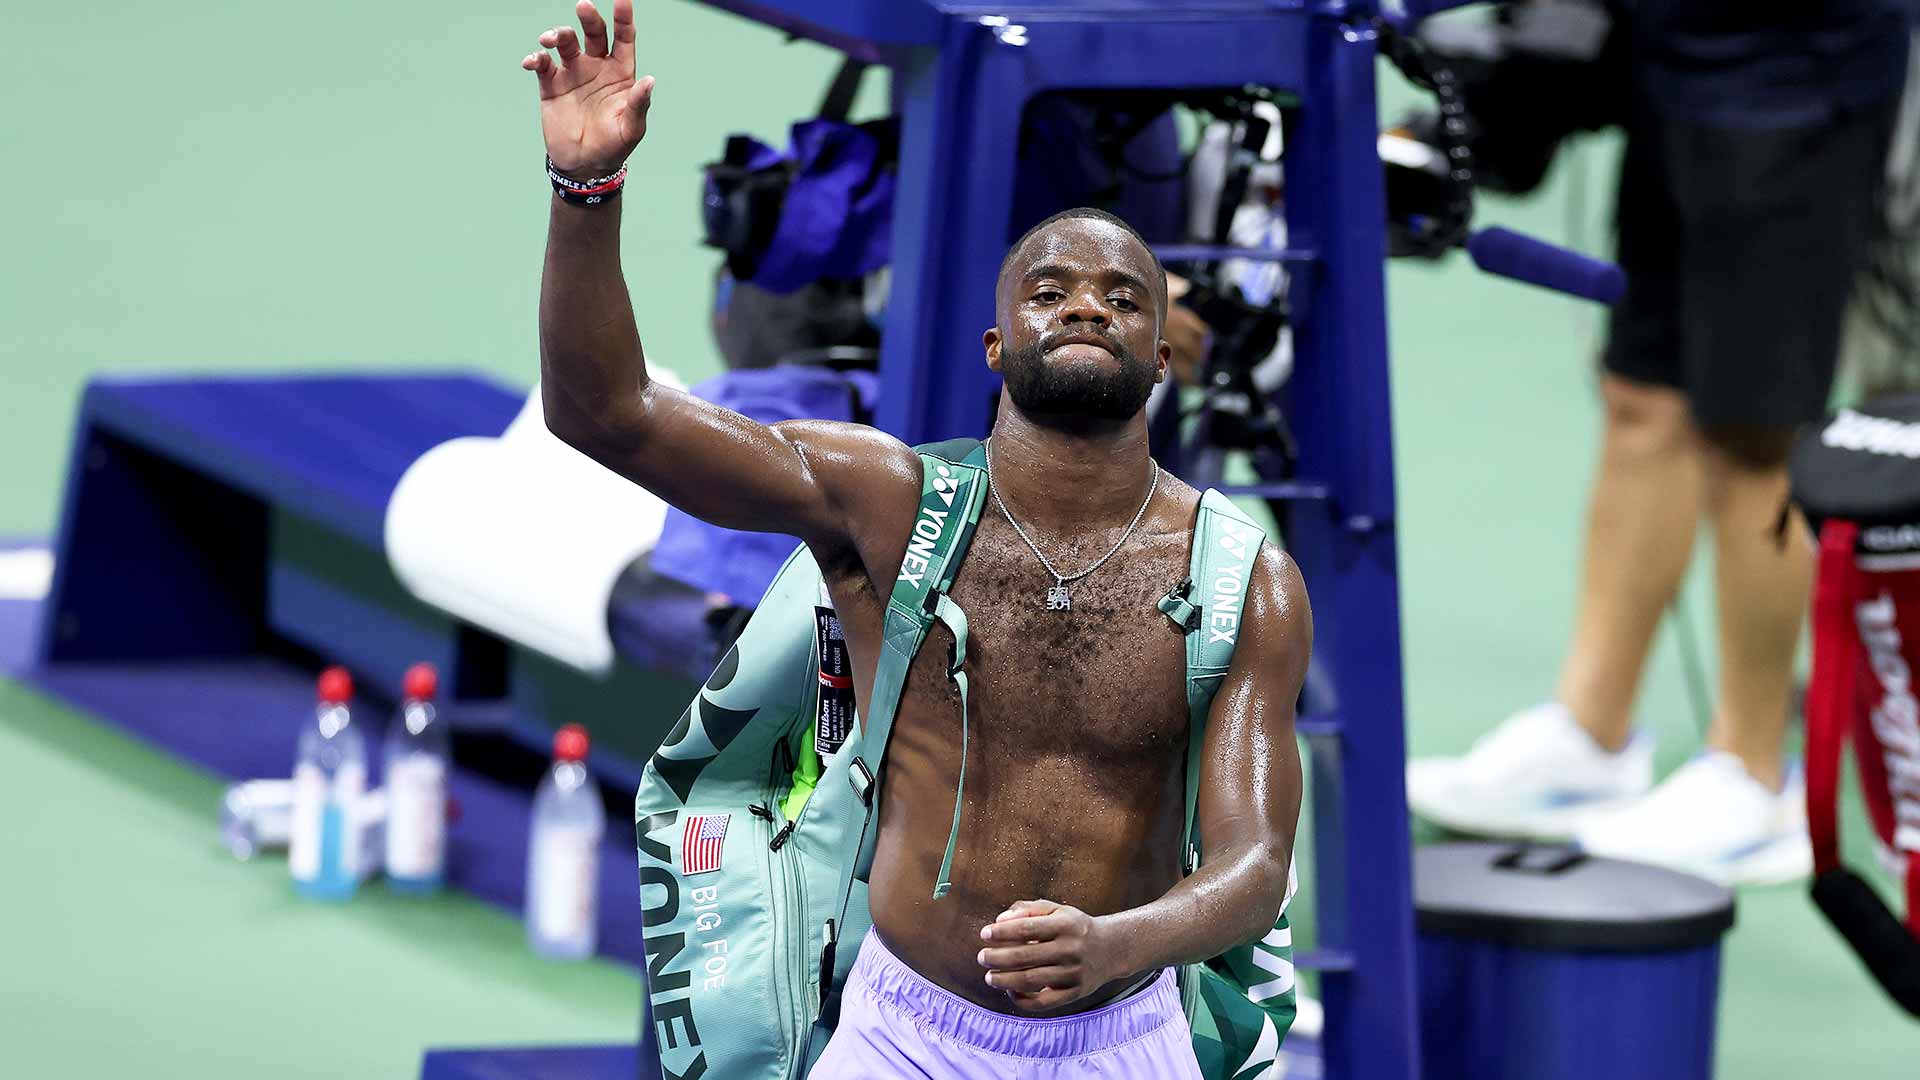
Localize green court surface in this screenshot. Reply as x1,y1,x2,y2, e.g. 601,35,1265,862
3,1,1913,1076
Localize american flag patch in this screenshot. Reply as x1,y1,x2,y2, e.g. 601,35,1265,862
682,814,730,876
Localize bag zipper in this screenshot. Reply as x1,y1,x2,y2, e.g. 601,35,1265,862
759,742,816,1079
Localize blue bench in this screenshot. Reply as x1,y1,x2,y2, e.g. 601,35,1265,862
38,372,700,781
46,368,518,672
42,374,519,671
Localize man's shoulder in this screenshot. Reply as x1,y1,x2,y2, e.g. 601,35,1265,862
1246,541,1310,655
776,421,925,589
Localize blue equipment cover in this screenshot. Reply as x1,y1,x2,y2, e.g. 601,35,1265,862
649,367,866,606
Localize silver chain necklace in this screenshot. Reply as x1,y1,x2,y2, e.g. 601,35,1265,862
985,437,1159,611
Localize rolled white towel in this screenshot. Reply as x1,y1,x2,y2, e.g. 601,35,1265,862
384,377,681,676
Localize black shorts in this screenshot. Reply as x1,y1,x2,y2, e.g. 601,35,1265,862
1604,99,1896,430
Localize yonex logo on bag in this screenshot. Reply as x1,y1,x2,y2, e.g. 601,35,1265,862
931,464,959,506
1822,409,1920,459
636,810,709,1079
897,509,952,587
1245,922,1296,1004
1209,522,1254,645
898,465,967,587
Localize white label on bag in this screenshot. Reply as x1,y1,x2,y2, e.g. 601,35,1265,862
531,824,600,944
385,754,446,879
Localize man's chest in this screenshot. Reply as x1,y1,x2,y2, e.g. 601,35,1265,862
900,524,1195,763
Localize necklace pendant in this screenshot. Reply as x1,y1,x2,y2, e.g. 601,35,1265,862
1045,584,1073,611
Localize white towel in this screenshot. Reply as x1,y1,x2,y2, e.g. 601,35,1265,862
384,377,681,676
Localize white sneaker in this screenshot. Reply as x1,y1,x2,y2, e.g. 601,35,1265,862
1407,703,1654,840
1573,751,1813,887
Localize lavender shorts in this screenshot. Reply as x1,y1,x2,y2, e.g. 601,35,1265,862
810,932,1202,1079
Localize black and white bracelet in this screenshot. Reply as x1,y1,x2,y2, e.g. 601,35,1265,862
547,156,627,205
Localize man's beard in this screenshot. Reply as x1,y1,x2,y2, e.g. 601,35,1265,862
1002,329,1157,422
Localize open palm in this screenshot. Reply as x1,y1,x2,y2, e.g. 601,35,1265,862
522,0,656,178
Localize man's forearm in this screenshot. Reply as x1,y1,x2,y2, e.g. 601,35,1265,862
538,195,649,447
1101,840,1290,977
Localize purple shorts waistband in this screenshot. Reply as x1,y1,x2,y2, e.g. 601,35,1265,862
851,932,1183,1060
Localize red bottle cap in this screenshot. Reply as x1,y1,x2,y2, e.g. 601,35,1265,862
317,666,353,705
404,662,438,702
554,723,590,763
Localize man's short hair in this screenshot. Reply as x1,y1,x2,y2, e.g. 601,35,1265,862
996,207,1169,322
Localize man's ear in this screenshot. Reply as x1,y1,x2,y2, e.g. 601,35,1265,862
983,327,1003,373
1155,337,1172,384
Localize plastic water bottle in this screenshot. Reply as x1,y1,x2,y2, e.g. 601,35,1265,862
384,662,449,893
526,724,603,959
290,666,367,901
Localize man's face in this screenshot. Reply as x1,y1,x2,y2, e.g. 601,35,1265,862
987,219,1169,423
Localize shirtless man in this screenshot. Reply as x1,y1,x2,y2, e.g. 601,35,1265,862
522,3,1309,1074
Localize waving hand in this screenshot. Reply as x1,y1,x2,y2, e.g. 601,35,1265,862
522,0,655,178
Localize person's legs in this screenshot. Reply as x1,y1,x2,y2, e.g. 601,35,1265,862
1571,101,1894,885
1700,428,1806,791
1406,376,1707,839
1552,99,1699,752
1567,424,1815,887
1403,117,1678,840
1554,374,1703,752
1676,100,1892,787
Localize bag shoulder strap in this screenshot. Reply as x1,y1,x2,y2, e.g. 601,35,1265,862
913,436,990,464
835,441,987,899
1158,489,1266,869
814,443,985,1028
857,440,987,775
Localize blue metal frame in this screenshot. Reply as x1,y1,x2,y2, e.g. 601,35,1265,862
701,3,1422,1077
39,374,524,676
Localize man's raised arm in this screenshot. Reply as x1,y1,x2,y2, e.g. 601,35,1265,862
523,0,913,546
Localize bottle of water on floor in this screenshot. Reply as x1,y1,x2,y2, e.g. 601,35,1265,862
526,724,603,959
290,666,366,901
384,662,448,893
